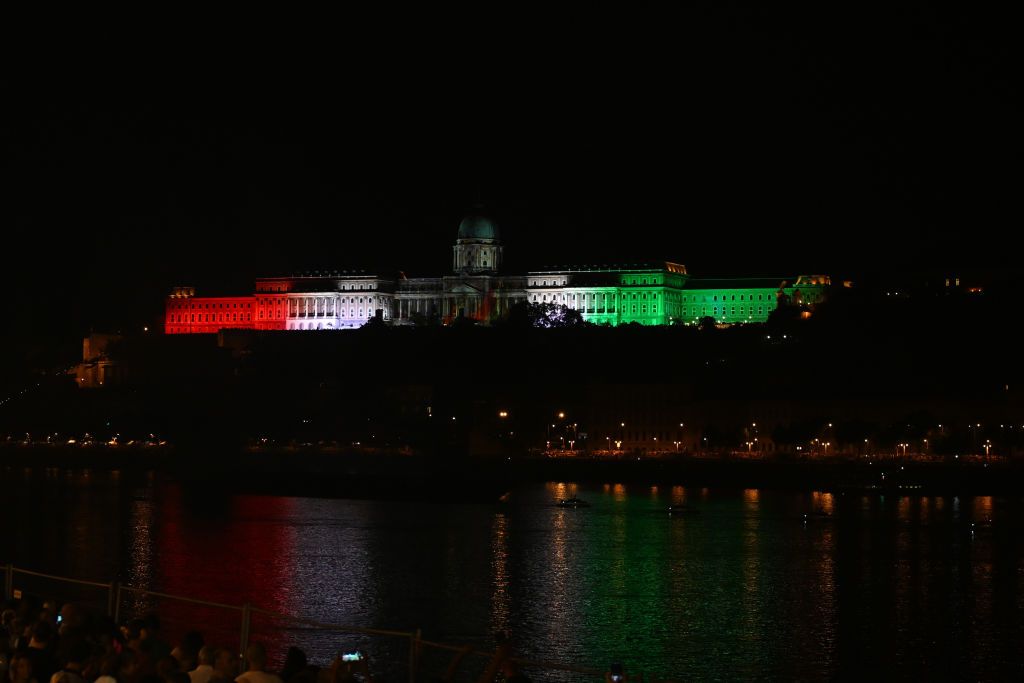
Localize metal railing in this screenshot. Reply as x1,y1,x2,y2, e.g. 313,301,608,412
2,563,606,682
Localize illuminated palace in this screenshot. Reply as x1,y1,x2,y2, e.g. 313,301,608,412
164,209,830,334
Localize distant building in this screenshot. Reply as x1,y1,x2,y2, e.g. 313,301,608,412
165,209,829,333
72,333,127,388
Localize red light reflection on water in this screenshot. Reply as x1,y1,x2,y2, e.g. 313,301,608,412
146,489,297,657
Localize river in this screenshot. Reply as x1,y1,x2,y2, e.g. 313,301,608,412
2,469,1023,680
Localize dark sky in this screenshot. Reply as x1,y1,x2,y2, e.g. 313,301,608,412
4,5,1018,353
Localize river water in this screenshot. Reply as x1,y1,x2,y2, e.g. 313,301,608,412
2,469,1023,680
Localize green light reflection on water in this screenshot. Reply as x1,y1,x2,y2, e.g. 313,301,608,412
555,485,821,679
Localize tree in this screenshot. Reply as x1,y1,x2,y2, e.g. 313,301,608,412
449,314,479,330
360,315,388,331
766,304,801,327
504,302,590,329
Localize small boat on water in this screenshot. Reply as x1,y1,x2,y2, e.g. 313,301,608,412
667,504,699,516
802,511,833,522
556,497,590,508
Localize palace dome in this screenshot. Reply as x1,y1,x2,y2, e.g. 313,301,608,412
457,213,500,241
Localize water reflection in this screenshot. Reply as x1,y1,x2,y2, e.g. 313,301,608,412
972,495,993,520
283,498,373,635
809,516,837,675
612,483,627,502
811,491,834,515
3,472,1024,679
739,486,764,676
548,481,577,500
126,490,155,617
670,485,685,505
490,512,510,634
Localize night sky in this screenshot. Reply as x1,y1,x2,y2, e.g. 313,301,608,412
4,6,1017,364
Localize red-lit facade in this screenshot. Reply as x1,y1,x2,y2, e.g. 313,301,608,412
252,278,291,331
165,210,830,334
165,287,260,335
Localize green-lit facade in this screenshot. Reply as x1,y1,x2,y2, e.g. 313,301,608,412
526,264,829,326
169,208,830,332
